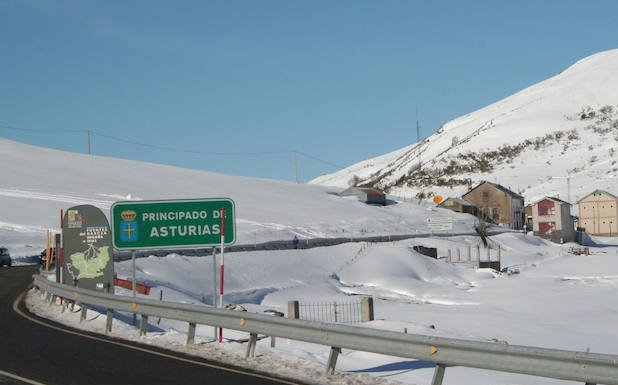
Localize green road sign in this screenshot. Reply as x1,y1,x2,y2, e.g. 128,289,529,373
111,198,236,250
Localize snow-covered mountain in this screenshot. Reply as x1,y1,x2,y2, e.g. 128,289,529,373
311,49,618,205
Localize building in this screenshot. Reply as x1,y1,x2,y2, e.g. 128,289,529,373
531,197,575,243
438,197,477,215
577,190,618,236
462,181,525,229
524,204,534,229
339,187,387,206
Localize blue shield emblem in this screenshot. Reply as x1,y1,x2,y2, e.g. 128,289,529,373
120,221,138,242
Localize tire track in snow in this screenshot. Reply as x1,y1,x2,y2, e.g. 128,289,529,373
0,221,48,234
0,188,114,209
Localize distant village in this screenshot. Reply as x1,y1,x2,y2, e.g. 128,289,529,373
340,181,617,244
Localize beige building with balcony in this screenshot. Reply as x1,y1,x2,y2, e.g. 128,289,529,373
577,190,618,236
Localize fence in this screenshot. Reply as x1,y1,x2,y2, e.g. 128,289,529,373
288,297,373,324
445,244,502,271
32,275,618,385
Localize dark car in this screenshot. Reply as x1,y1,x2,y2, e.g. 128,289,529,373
0,247,11,267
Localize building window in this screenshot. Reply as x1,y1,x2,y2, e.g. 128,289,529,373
492,208,499,220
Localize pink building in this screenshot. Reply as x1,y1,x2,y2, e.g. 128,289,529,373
532,197,575,243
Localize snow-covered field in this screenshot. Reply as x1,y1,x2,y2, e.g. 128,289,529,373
26,232,618,385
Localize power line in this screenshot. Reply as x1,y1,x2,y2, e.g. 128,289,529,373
91,131,292,156
0,123,343,170
297,151,345,169
0,122,83,133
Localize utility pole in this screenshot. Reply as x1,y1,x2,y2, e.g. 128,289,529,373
293,150,299,183
553,176,572,203
86,130,91,155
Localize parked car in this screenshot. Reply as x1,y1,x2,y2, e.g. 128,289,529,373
0,247,11,267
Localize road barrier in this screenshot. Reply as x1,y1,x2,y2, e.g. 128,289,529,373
112,229,512,261
32,275,618,385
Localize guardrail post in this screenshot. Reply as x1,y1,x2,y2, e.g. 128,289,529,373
106,309,113,334
139,314,148,336
325,347,341,375
288,300,299,319
361,297,374,322
431,363,446,385
187,322,196,345
245,333,258,359
80,305,88,322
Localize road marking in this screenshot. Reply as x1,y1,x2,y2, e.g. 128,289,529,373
0,369,49,385
13,288,301,385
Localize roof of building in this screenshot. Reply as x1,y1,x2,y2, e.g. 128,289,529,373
462,181,524,200
339,186,385,197
439,197,474,206
537,196,572,206
576,190,618,203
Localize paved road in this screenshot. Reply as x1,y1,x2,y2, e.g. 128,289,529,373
0,266,301,385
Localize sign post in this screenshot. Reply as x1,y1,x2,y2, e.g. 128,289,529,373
212,246,217,341
219,206,226,343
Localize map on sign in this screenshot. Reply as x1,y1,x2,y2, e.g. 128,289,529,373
68,245,111,280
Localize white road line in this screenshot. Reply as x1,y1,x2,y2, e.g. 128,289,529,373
0,369,49,385
12,288,300,385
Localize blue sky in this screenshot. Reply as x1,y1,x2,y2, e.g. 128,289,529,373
1,0,617,182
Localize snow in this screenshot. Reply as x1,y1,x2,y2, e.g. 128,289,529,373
4,49,618,385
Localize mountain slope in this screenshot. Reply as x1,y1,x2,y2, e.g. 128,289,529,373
311,49,618,205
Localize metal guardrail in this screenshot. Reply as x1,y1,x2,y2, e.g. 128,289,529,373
113,229,511,261
32,275,618,385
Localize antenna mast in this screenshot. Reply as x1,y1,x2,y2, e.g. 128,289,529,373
416,108,420,143
416,108,422,169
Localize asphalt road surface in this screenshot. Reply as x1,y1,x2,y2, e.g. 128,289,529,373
0,266,302,385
